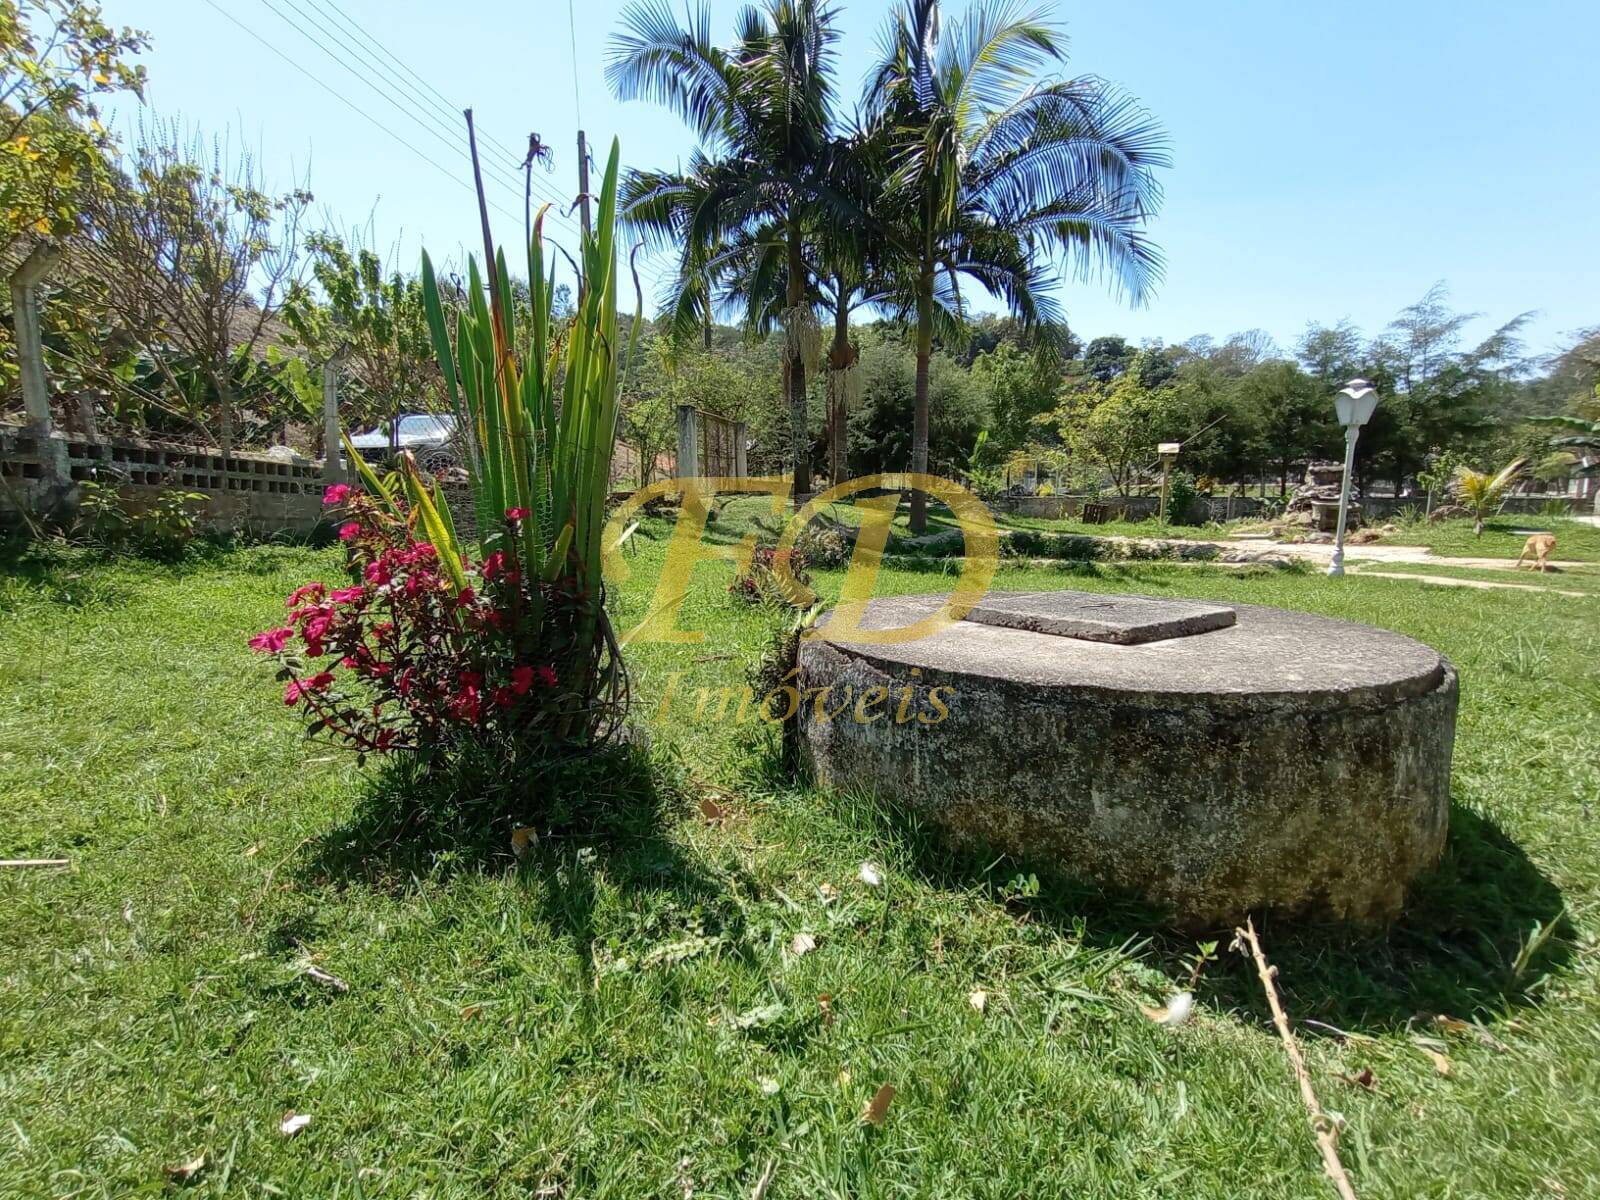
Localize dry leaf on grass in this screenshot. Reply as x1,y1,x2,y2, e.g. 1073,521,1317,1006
1417,1046,1453,1076
1139,992,1193,1026
861,1083,896,1126
279,1111,311,1136
510,827,539,860
817,882,839,903
967,990,988,1013
460,1004,483,1021
163,1152,206,1181
1336,1068,1378,1092
699,795,728,822
817,992,833,1024
750,1159,778,1200
789,932,817,958
858,862,883,888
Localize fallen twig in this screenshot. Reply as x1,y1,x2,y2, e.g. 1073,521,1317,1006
1234,918,1359,1200
0,858,71,869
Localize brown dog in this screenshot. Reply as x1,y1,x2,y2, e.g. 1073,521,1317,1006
1514,533,1556,572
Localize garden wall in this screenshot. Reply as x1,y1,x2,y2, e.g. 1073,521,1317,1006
0,422,329,535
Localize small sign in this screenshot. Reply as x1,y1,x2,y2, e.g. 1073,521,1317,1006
1158,442,1181,456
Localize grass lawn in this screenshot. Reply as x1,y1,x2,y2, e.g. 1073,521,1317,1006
1355,560,1600,596
800,495,1231,544
3,515,1600,1197
1373,515,1600,562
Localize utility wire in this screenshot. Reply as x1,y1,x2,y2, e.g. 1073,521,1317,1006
300,0,543,185
202,0,667,301
199,0,526,234
281,0,605,235
249,0,667,294
251,0,547,219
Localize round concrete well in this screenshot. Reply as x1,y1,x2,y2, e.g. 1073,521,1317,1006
797,591,1457,927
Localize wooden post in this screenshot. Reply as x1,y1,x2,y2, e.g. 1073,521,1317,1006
734,421,748,480
321,348,347,484
676,404,699,481
10,243,67,485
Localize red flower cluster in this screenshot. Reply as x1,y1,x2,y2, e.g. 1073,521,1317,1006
250,486,566,758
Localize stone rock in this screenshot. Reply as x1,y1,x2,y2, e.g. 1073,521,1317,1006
799,591,1457,928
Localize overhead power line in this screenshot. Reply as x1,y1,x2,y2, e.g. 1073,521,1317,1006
198,0,670,302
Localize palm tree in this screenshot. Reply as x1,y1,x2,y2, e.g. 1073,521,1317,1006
607,0,843,494
1452,458,1527,536
866,0,1168,532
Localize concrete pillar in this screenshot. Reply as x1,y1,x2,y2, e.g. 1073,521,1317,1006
10,243,67,484
734,420,747,480
675,404,699,480
322,349,346,483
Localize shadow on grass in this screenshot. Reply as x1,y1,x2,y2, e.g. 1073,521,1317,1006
831,785,1571,1033
298,743,744,997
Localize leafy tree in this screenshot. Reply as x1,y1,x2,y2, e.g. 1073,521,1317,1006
1233,358,1330,494
1295,320,1363,390
282,232,442,453
866,0,1166,532
1054,351,1189,495
1083,334,1136,383
82,121,310,453
0,0,146,255
971,340,1059,456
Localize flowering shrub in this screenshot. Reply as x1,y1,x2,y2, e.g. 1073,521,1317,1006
250,483,576,759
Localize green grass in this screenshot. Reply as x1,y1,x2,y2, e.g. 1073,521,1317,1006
3,519,1600,1198
1354,560,1600,595
1374,515,1600,562
801,495,1233,543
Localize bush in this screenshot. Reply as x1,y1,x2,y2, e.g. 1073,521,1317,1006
78,476,210,555
729,543,812,606
249,484,586,761
1165,470,1198,525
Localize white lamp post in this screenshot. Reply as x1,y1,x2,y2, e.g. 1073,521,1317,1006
1327,378,1379,577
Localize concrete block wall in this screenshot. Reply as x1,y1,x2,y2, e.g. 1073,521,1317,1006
0,421,329,536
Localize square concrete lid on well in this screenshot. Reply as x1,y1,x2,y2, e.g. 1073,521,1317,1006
961,591,1237,645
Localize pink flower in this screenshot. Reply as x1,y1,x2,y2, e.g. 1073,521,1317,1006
449,685,482,723
287,582,326,608
365,560,392,586
322,483,352,506
338,521,361,542
505,507,529,521
454,585,476,608
492,685,515,709
480,551,507,582
249,626,294,654
458,670,483,690
283,672,334,705
537,664,557,688
330,586,365,605
511,664,535,695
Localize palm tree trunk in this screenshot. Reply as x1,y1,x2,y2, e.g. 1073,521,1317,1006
909,276,933,534
828,282,850,486
786,226,811,497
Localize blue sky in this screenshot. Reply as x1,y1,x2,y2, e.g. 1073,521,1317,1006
100,0,1598,360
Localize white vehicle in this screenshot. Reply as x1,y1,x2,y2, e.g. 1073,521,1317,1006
348,413,459,469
